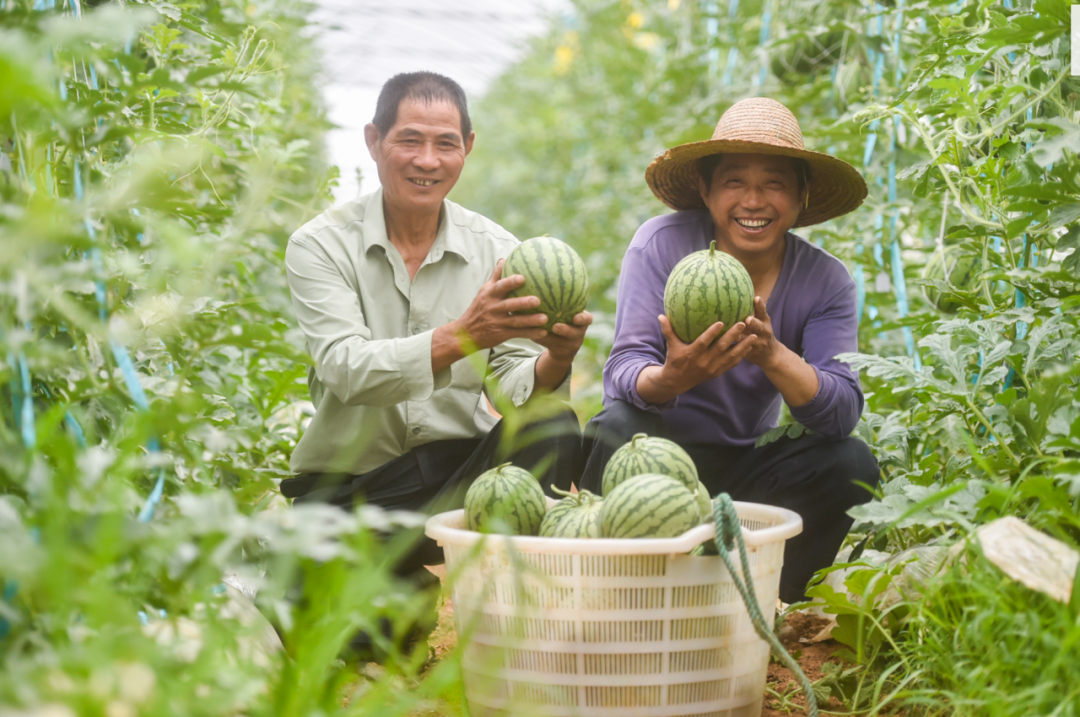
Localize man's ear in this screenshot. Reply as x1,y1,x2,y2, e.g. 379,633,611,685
464,131,476,157
364,123,380,159
698,173,709,205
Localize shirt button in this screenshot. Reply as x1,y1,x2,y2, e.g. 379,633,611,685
412,326,420,335
411,426,421,435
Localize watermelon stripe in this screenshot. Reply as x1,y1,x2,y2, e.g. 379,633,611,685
601,474,697,538
504,237,589,329
664,242,754,343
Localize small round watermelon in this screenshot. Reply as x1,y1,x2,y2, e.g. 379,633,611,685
464,463,546,535
539,486,604,538
693,480,712,525
600,473,699,539
664,240,755,343
602,433,699,496
922,245,983,312
502,236,590,331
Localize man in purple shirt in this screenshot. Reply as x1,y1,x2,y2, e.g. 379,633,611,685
580,98,880,603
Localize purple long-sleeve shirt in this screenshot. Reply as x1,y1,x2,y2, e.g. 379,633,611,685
603,210,863,445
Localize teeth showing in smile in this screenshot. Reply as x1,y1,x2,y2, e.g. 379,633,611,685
411,178,435,187
736,218,770,228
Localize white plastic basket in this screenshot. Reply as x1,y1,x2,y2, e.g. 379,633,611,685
425,500,803,717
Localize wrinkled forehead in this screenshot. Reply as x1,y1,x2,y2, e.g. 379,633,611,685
713,153,800,176
388,97,464,139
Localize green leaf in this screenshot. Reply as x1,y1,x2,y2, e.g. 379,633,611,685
1048,203,1080,230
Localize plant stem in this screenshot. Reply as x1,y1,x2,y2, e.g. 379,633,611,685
963,398,1021,466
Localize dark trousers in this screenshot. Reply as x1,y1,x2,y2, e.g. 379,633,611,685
580,399,880,603
280,407,583,578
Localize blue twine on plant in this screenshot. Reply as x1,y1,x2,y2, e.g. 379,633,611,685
705,0,721,77
75,157,168,521
756,0,772,86
720,0,739,86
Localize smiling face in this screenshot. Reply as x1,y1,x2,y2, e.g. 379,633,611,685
365,97,474,217
698,153,807,264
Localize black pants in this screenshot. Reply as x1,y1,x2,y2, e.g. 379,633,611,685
580,399,880,603
281,406,583,577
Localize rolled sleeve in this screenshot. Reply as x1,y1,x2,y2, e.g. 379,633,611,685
788,283,864,439
487,338,570,407
602,241,676,413
285,237,438,408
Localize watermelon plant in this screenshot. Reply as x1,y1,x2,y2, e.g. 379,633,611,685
0,0,468,714
464,463,547,535
920,244,984,312
502,235,590,331
600,473,699,538
601,432,699,495
453,0,1080,712
664,240,756,343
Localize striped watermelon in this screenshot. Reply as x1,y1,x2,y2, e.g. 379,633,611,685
664,240,755,343
600,473,699,539
539,487,604,538
503,236,590,330
602,433,699,496
464,463,546,536
922,245,982,312
693,480,712,525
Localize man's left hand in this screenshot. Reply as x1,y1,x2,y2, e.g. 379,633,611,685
743,297,781,369
535,311,594,365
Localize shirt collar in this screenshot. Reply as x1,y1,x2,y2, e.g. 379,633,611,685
362,188,473,264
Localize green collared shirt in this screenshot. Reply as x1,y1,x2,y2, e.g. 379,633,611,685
285,189,567,476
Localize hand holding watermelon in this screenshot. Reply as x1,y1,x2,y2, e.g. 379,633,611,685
634,314,756,405
742,296,781,367
446,260,552,352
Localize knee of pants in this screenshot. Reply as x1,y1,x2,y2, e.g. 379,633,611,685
831,437,881,507
584,399,665,446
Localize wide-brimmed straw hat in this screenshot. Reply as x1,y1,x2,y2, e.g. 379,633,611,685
645,97,867,227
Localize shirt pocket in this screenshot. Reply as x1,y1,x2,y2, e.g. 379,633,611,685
449,349,488,393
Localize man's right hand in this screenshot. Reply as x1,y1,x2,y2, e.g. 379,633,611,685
431,260,550,374
635,315,756,405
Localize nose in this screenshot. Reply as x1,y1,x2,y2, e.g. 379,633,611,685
413,141,439,171
740,184,766,209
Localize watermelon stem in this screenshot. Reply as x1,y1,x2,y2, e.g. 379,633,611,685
709,240,717,255
629,433,648,449
550,484,585,505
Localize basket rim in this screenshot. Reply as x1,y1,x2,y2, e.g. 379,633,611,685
425,499,802,555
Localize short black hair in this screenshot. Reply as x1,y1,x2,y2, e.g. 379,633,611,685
371,72,472,139
698,153,809,194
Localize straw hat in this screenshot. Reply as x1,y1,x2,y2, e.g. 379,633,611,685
645,97,867,227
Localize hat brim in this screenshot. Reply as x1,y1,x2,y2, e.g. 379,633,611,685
645,138,868,227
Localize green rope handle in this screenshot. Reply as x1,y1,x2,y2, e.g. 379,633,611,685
712,493,818,716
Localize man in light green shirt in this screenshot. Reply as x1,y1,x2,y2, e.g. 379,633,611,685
280,72,591,575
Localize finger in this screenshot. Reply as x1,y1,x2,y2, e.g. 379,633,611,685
753,296,768,322
551,321,587,337
500,295,542,313
512,328,548,342
488,259,505,284
570,310,594,327
728,334,758,360
695,321,726,347
505,313,549,328
658,315,684,347
492,273,528,296
715,322,748,351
